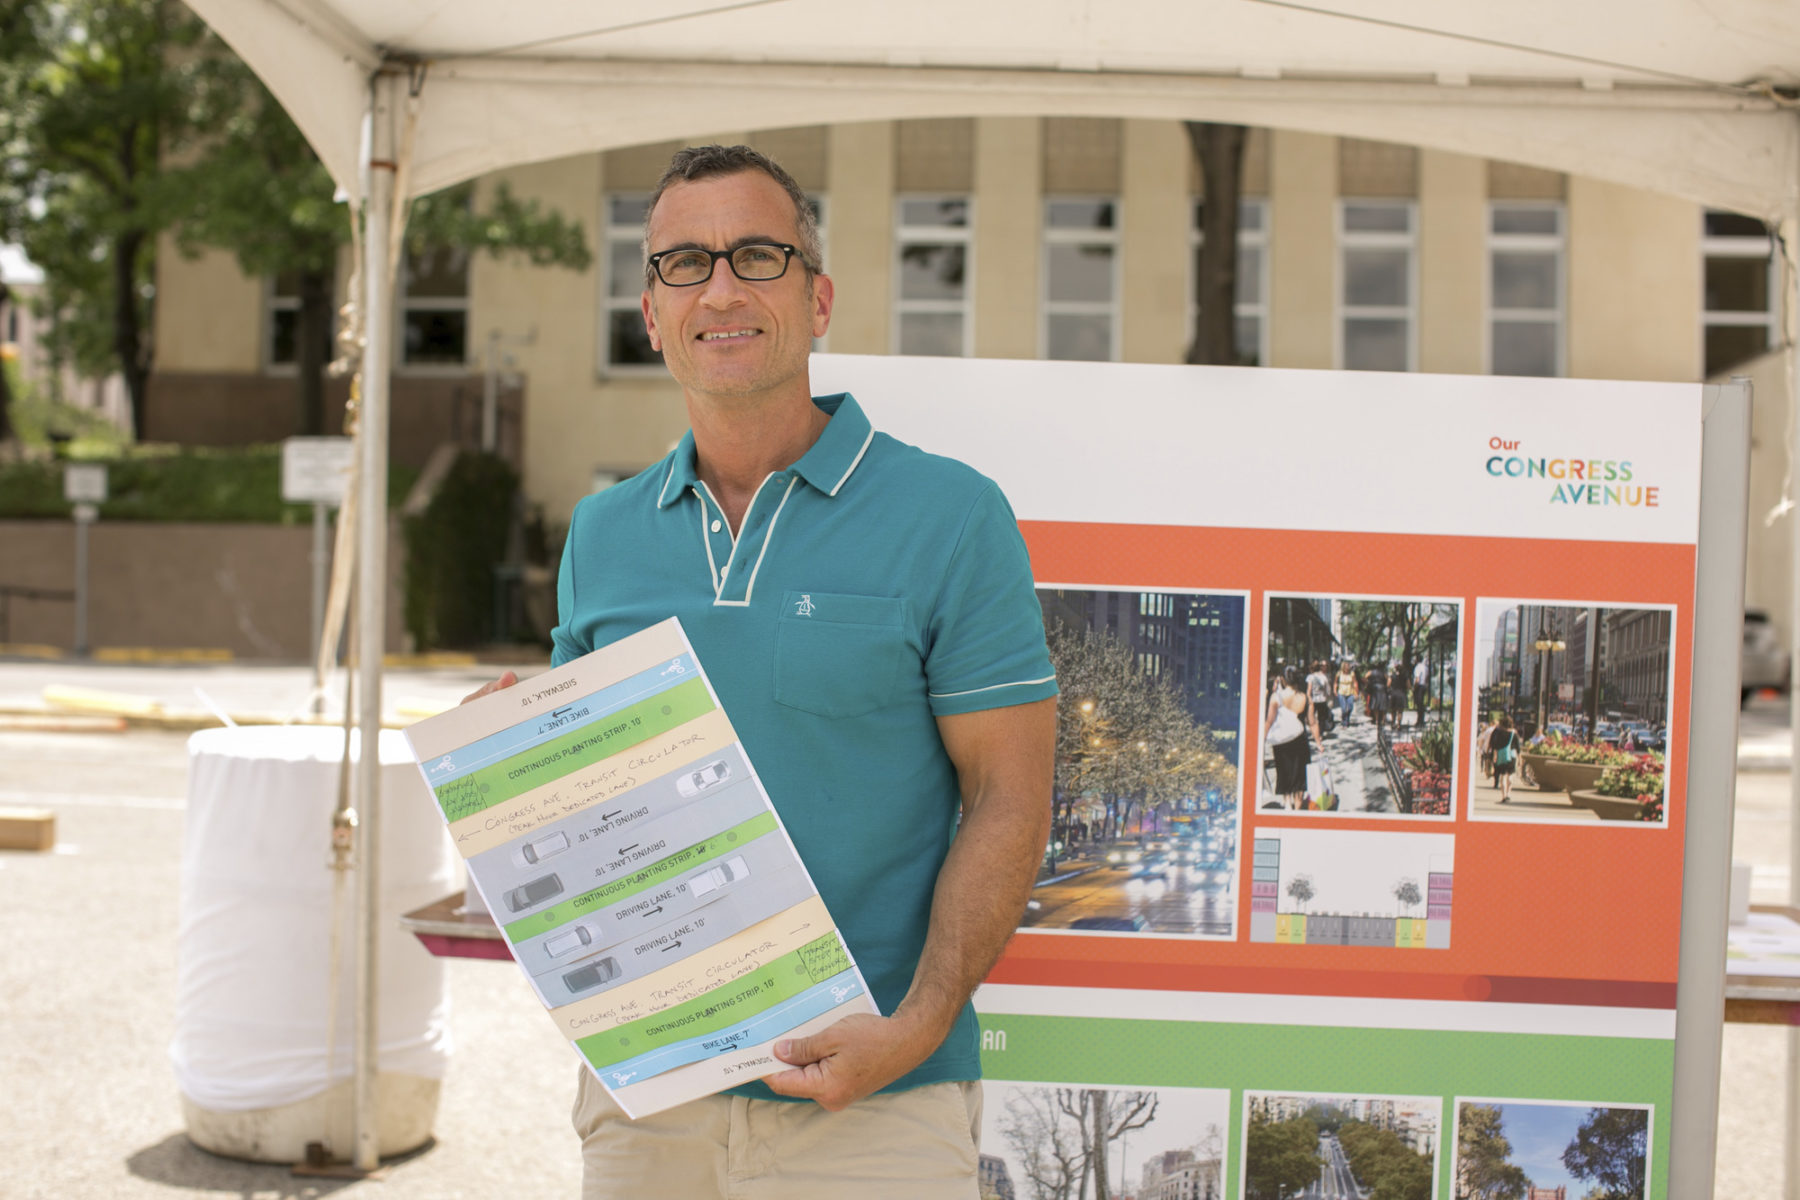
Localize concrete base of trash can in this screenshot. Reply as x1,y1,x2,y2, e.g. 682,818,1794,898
182,1073,442,1164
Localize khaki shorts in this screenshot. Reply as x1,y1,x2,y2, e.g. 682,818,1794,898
571,1065,983,1200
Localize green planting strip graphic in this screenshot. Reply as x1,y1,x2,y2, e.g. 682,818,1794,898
433,677,714,821
502,811,778,941
977,1013,1674,1200
576,933,851,1069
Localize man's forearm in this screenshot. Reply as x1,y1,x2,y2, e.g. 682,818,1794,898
891,775,1052,1043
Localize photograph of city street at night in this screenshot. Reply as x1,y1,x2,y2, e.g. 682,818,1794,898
1024,588,1246,938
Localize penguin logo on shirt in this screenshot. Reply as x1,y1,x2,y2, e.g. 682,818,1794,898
794,594,816,617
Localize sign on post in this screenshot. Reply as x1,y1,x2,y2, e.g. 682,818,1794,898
281,437,355,506
63,463,107,505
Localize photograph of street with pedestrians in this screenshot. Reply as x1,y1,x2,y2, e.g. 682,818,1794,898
1023,588,1246,938
980,1080,1228,1200
1452,1099,1650,1200
1249,828,1454,948
1242,1091,1439,1200
1259,596,1461,818
1468,600,1674,826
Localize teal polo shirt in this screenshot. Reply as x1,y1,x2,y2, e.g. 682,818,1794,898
551,392,1057,1099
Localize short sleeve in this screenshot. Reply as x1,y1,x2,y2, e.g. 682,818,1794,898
923,482,1059,716
549,499,589,668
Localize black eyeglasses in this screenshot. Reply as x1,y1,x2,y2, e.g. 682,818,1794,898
648,243,803,287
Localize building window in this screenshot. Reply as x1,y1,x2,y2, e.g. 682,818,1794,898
602,193,660,371
894,195,971,356
1338,200,1415,371
1702,210,1780,378
400,243,470,367
1189,197,1269,366
1487,202,1565,377
1042,198,1119,361
264,272,333,371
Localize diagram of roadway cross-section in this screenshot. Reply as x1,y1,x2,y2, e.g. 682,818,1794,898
405,618,878,1118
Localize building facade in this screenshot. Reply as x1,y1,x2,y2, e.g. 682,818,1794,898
148,117,1785,621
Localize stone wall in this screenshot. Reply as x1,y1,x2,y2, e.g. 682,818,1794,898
0,518,404,659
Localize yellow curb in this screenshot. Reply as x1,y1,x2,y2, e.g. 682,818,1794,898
0,713,129,733
93,647,234,664
43,685,166,718
0,644,66,660
382,652,478,668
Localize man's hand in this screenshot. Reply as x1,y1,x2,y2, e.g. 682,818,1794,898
460,670,518,705
763,1011,940,1111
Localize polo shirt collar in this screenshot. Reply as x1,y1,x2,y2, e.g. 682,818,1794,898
655,392,875,509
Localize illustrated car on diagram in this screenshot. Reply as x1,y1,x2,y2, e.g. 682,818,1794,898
504,873,564,912
676,761,732,797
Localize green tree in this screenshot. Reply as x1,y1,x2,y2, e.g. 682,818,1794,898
1045,619,1235,846
1244,1113,1321,1200
0,0,237,435
1454,1104,1529,1200
175,72,591,437
1561,1106,1647,1200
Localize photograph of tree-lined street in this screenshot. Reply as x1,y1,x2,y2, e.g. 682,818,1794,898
1243,1092,1438,1200
1452,1099,1649,1200
1028,589,1245,937
1469,600,1673,825
980,1081,1228,1200
1261,597,1460,817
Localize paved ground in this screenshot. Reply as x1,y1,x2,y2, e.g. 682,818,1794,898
1,662,1796,1197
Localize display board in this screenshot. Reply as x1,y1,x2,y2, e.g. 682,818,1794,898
811,354,1744,1200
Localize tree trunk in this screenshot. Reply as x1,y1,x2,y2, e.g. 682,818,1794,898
1184,123,1248,366
1090,1090,1111,1200
113,229,150,439
295,266,334,435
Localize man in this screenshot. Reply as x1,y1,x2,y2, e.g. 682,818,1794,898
1411,657,1429,725
468,145,1057,1199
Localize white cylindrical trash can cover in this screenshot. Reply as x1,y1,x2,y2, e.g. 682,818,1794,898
171,726,459,1111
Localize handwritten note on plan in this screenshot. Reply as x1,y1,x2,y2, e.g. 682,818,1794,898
404,617,877,1118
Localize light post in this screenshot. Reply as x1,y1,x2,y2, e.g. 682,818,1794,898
1534,635,1565,736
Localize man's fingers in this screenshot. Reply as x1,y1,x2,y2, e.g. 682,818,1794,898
773,1031,827,1066
460,670,518,706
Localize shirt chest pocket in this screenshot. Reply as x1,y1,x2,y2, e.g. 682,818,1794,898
773,592,909,719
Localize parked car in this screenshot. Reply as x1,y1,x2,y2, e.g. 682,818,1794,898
1743,609,1790,705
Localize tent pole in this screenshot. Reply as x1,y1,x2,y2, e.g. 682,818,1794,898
352,66,399,1175
1778,103,1800,1200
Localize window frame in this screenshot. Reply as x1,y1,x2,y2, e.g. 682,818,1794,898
395,242,473,374
1701,210,1781,378
1335,198,1418,373
892,192,974,358
1484,200,1566,378
597,191,662,378
1040,195,1122,363
1187,196,1270,367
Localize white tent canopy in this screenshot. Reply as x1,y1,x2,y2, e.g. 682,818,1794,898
183,0,1800,1189
193,0,1800,216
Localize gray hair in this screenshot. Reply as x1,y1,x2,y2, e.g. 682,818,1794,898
642,144,823,285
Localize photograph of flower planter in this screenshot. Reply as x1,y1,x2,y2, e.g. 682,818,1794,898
1258,594,1461,819
1468,598,1675,827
